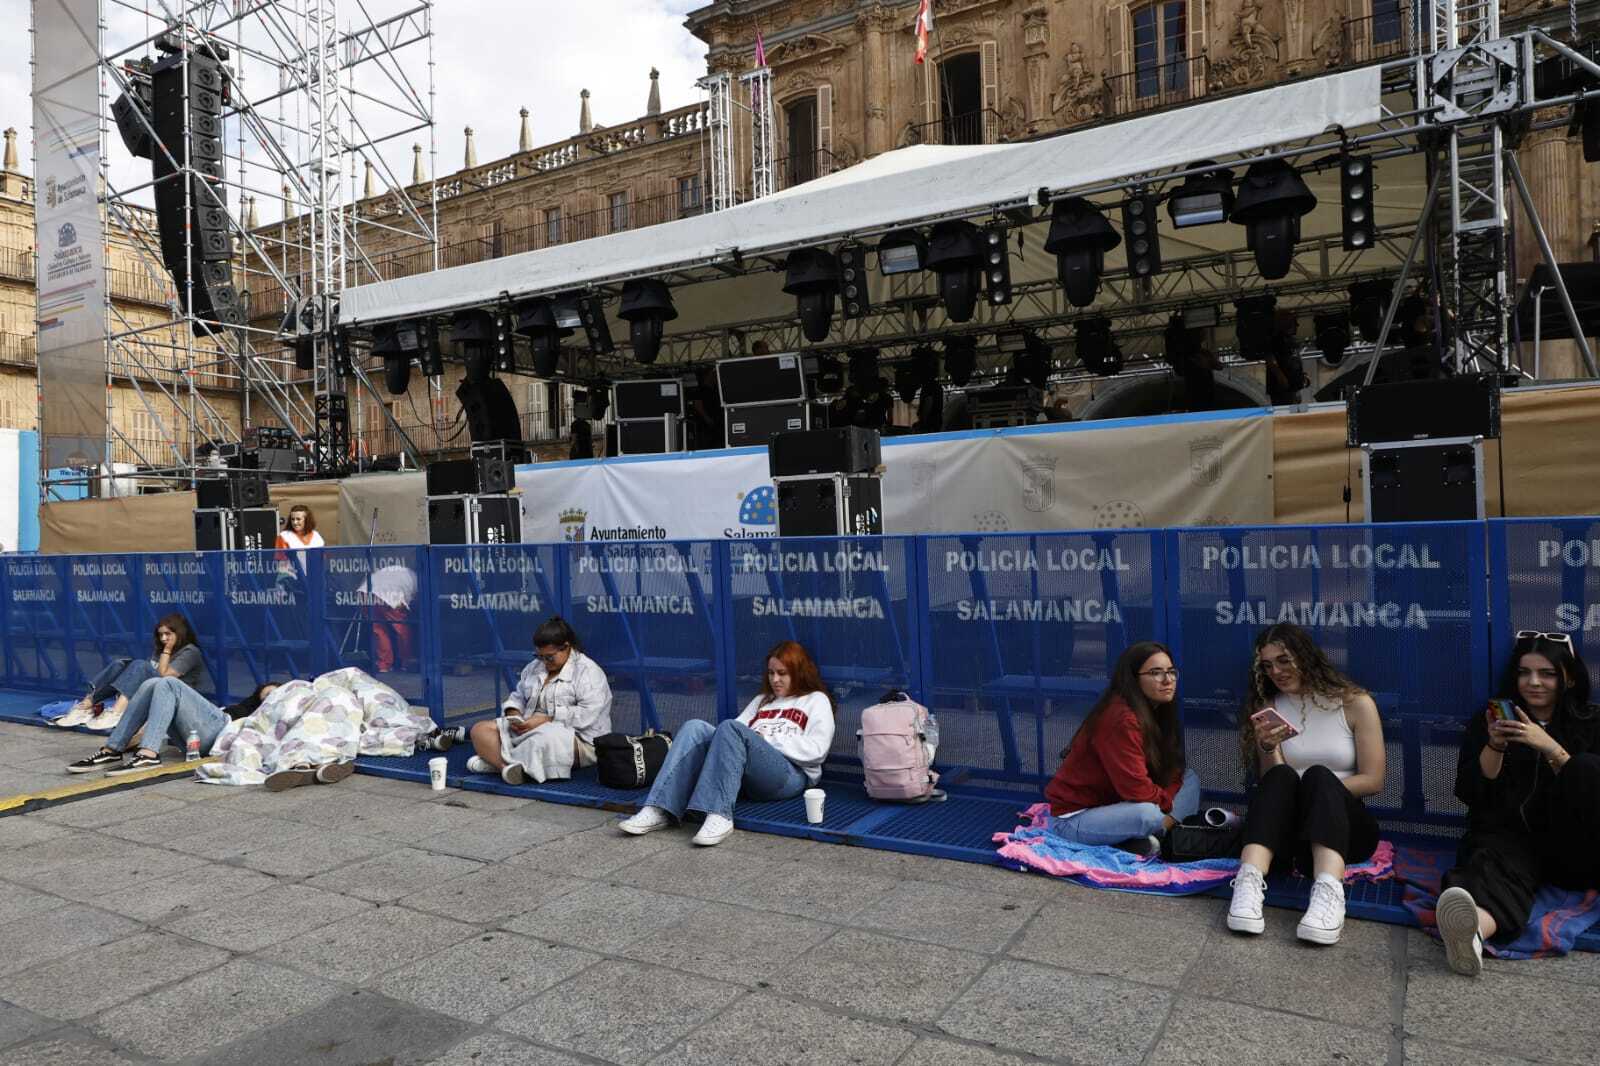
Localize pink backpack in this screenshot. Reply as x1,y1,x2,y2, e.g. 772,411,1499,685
858,693,940,802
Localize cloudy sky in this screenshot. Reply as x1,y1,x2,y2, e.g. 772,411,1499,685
1,0,712,214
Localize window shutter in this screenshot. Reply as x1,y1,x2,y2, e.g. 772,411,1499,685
981,40,999,142
817,84,833,174
1111,2,1129,76
919,56,935,135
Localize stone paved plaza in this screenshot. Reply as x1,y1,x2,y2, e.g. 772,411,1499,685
0,721,1593,1065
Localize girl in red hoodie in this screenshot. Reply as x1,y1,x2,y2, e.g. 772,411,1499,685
1043,641,1198,854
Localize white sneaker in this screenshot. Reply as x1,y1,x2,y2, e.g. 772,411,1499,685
618,806,672,835
1227,864,1267,935
1297,879,1346,945
1436,886,1485,977
52,703,96,728
90,706,125,733
501,763,527,785
465,755,492,774
691,813,735,847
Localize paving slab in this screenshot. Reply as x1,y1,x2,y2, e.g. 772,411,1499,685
0,902,142,978
303,846,484,903
43,844,207,903
848,879,1040,953
258,903,477,984
897,1036,1065,1066
1147,995,1391,1066
694,856,901,921
768,927,988,1025
611,843,784,899
318,797,495,842
936,958,1170,1066
494,958,739,1066
421,1032,594,1066
423,788,533,812
375,930,600,1023
1009,896,1212,988
0,1032,143,1066
506,799,618,831
231,831,398,879
84,957,341,1061
30,790,190,829
192,988,470,1066
502,823,678,879
412,813,585,862
0,817,68,849
618,900,835,985
651,991,916,1066
0,1003,59,1052
499,880,707,953
99,861,278,925
0,930,229,1021
1402,1038,1543,1065
165,882,371,952
398,863,588,924
0,881,69,927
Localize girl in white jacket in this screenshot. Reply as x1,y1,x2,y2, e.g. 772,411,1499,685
619,640,834,846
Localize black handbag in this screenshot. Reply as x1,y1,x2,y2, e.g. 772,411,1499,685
1164,809,1245,863
594,730,672,789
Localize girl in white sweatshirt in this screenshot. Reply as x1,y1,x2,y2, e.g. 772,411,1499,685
619,640,835,846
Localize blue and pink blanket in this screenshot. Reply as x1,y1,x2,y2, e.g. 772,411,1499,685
1395,845,1600,960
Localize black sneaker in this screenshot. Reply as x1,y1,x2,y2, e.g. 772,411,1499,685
104,752,162,776
65,747,124,774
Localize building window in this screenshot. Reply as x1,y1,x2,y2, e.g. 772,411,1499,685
544,206,562,246
609,191,629,233
784,96,818,186
1372,0,1403,45
678,174,703,215
937,52,984,146
1132,1,1187,100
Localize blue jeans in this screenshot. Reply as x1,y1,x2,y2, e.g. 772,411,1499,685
88,658,156,703
107,676,229,756
643,718,809,820
1050,768,1203,846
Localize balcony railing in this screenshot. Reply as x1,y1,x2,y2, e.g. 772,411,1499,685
773,148,837,193
907,108,1002,147
0,245,33,281
1104,54,1206,117
0,331,36,367
1343,1,1414,66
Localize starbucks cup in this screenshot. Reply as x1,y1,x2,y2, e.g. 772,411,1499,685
803,788,826,824
428,756,448,792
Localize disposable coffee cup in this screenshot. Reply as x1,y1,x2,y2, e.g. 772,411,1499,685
428,756,448,792
803,788,826,824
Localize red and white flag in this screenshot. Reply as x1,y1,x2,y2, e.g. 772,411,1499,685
914,0,934,64
754,27,767,67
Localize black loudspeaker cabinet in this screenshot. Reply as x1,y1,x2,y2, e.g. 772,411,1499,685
775,474,884,537
426,494,523,545
612,378,685,421
194,507,278,551
717,353,807,407
455,378,523,445
1348,374,1500,445
726,402,811,448
769,426,881,477
196,475,268,510
1363,438,1485,523
617,415,682,456
425,459,479,496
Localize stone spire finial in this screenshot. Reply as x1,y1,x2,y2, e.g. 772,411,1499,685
2,128,16,171
282,181,293,216
647,68,661,117
363,160,375,198
463,126,477,169
244,195,258,230
579,89,593,134
412,143,426,184
518,107,533,152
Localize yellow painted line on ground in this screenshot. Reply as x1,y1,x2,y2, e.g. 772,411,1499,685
0,757,218,816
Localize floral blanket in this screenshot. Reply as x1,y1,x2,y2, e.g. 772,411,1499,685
195,668,433,786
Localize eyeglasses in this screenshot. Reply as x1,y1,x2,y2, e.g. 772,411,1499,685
1516,630,1575,650
535,647,568,663
1139,668,1180,681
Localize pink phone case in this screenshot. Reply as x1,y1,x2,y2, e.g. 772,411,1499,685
1252,707,1299,737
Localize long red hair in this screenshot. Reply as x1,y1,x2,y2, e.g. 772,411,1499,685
759,640,828,703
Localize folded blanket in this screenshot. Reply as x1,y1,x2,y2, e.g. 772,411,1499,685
1395,844,1600,960
196,668,433,786
37,699,78,722
498,717,578,783
994,802,1394,894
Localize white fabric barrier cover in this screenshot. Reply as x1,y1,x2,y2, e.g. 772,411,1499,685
515,414,1272,542
341,67,1382,325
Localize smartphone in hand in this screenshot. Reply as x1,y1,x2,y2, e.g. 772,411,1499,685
1251,706,1300,738
1488,699,1518,724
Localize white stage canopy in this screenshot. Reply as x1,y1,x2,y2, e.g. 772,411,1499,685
339,67,1383,327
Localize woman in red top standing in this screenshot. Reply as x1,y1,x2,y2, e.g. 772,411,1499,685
1043,641,1198,855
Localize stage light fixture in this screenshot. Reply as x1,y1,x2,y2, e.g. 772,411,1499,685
847,348,880,390
995,330,1028,355
1167,162,1234,228
876,229,928,275
915,380,944,431
293,336,315,372
514,298,572,378
571,293,615,355
1182,305,1220,330
944,336,977,387
910,345,938,392
1018,330,1053,389
983,222,1012,306
618,279,678,365
1397,294,1431,348
783,248,840,342
1340,155,1376,250
1043,197,1120,308
926,220,985,323
1164,314,1201,370
413,318,444,377
838,243,872,319
331,328,352,378
814,355,845,394
1348,279,1392,342
451,309,507,381
1121,193,1162,279
372,323,412,395
1314,311,1351,366
893,362,920,404
1229,159,1317,280
1234,294,1278,358
1075,317,1121,377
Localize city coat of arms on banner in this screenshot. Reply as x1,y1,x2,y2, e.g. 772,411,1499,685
560,508,587,542
1189,436,1224,486
1021,455,1057,513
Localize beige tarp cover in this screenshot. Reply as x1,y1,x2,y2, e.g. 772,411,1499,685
337,471,428,547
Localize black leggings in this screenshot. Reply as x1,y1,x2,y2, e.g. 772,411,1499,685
1442,753,1600,938
1241,763,1380,876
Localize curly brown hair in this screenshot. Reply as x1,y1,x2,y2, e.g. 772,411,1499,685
1238,623,1366,769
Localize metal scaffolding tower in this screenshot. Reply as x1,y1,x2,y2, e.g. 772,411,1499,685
741,65,774,201
698,72,736,212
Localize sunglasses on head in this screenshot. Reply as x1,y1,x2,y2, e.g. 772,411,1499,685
1516,630,1574,650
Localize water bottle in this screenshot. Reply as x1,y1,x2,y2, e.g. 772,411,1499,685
185,730,201,762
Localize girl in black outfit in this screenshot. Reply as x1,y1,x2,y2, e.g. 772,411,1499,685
1435,632,1600,977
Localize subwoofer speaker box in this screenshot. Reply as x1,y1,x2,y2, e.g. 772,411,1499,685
768,426,881,477
1347,374,1500,445
195,475,268,510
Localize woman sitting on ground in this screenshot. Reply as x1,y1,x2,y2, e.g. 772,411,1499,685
1228,623,1385,947
618,640,834,847
57,613,209,732
1434,631,1600,977
466,617,613,785
1043,641,1198,856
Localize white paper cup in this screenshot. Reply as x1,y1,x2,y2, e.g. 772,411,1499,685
803,788,826,824
428,756,448,792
